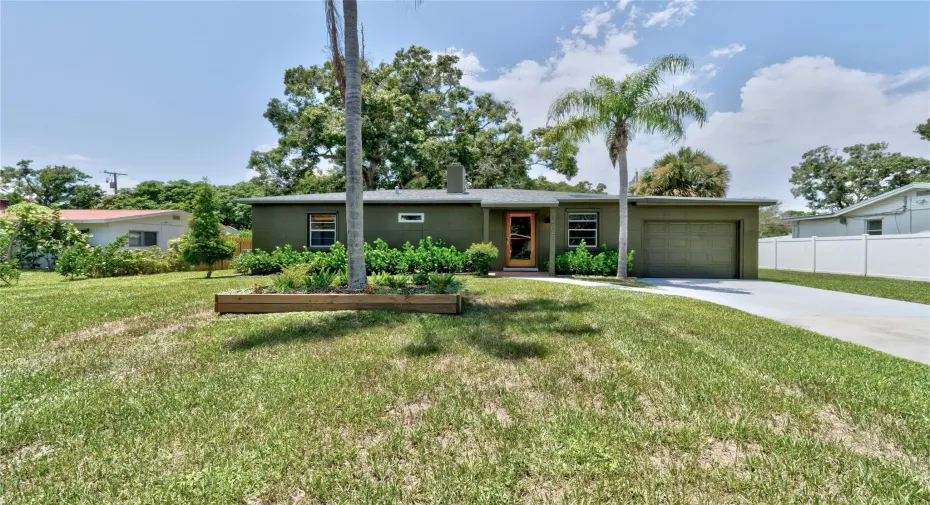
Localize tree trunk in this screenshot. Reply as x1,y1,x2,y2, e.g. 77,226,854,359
617,150,629,279
206,263,213,279
343,0,368,288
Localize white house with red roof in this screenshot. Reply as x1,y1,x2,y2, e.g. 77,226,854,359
59,209,191,249
0,199,191,250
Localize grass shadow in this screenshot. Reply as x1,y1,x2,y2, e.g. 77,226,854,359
225,310,407,351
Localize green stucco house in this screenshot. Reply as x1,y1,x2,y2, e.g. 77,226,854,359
240,164,776,278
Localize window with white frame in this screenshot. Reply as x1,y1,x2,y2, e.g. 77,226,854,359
128,231,157,247
866,219,882,236
567,213,598,247
398,213,425,223
309,214,337,247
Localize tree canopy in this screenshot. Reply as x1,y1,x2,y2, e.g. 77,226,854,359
0,160,101,208
916,118,930,142
631,147,729,197
181,185,235,278
249,45,582,193
789,143,930,212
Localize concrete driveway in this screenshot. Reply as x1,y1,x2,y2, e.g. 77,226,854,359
643,279,930,365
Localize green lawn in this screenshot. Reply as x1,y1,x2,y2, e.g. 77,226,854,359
2,271,929,504
759,269,930,305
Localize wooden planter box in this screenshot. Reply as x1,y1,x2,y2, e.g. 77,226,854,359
215,291,462,315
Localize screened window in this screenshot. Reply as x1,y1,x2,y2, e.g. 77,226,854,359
398,213,424,223
128,231,157,247
309,214,337,247
866,219,882,236
568,213,598,247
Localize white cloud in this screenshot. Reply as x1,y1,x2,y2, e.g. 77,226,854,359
643,0,696,28
457,3,709,190
434,48,485,76
684,56,930,208
881,66,930,91
709,43,746,59
618,0,634,11
573,5,614,38
63,154,92,162
254,143,275,152
700,63,718,78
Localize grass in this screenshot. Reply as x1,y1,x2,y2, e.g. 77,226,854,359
565,275,656,289
2,271,929,504
759,269,930,305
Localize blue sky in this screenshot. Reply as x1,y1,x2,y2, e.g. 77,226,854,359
3,1,929,207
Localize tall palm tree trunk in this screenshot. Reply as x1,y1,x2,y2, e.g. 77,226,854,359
617,150,629,279
343,0,367,288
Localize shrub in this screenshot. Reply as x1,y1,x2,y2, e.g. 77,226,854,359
466,242,499,276
270,264,310,292
412,270,430,286
0,227,21,286
386,274,412,291
55,235,192,279
369,272,393,287
554,240,634,276
305,269,338,290
427,273,457,293
234,239,469,276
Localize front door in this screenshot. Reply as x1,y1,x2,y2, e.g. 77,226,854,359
505,212,536,267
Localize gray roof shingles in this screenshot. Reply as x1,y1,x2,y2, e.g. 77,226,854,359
239,189,776,206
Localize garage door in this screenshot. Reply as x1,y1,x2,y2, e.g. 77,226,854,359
643,221,738,278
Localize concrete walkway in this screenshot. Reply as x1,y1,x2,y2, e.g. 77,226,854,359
643,278,930,365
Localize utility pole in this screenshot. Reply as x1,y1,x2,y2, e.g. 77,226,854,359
102,171,128,194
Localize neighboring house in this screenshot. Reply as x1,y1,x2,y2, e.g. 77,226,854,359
0,208,192,250
240,164,777,278
63,210,191,249
785,182,930,238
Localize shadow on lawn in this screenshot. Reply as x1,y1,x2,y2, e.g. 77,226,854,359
404,298,597,360
225,297,598,361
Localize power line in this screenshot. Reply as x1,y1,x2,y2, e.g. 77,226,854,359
102,171,128,194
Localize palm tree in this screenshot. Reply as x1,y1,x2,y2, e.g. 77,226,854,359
632,147,730,197
547,55,707,278
327,0,367,288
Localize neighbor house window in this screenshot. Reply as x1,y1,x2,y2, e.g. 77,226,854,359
866,219,882,236
309,214,337,247
128,231,157,247
916,190,930,197
567,213,598,247
398,213,424,223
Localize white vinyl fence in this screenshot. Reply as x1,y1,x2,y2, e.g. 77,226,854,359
759,232,930,282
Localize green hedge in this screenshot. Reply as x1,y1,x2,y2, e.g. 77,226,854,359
555,240,634,276
57,235,191,279
235,237,478,275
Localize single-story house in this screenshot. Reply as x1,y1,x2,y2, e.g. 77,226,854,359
785,182,930,238
0,207,192,250
240,164,777,278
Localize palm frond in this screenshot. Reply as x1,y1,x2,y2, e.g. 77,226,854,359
633,90,707,143
622,54,693,105
547,88,604,123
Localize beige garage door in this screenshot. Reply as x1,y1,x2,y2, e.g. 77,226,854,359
643,221,738,278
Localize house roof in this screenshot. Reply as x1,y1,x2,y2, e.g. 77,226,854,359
783,182,930,222
239,189,778,207
0,208,188,223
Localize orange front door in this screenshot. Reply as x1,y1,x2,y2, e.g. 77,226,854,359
505,212,536,267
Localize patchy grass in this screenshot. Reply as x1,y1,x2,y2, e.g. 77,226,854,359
2,271,929,504
760,269,930,305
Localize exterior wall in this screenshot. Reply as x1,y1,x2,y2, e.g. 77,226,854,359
77,214,190,250
253,202,762,278
627,204,760,279
759,232,930,281
252,203,483,252
794,189,930,237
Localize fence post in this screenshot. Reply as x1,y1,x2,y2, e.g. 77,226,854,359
811,236,817,273
862,234,868,277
